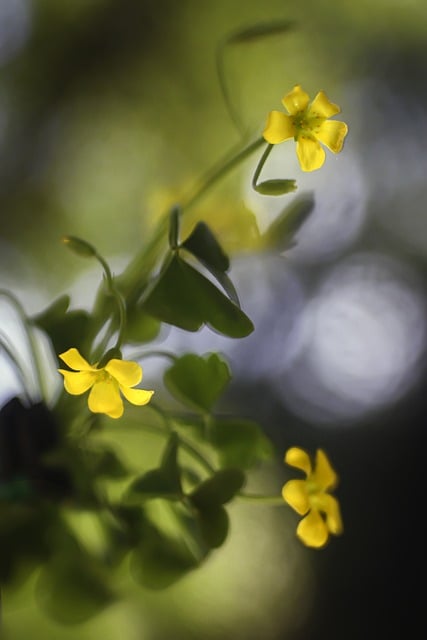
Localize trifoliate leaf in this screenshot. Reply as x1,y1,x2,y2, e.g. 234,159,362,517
164,353,231,412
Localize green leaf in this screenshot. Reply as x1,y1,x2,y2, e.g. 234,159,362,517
211,418,275,470
189,468,245,509
32,301,91,356
142,254,253,338
130,504,203,589
125,469,180,502
164,353,231,412
254,179,297,196
31,295,70,325
124,306,161,344
124,433,182,502
197,505,229,549
85,447,129,478
36,552,114,624
262,192,314,251
168,205,181,250
182,221,229,273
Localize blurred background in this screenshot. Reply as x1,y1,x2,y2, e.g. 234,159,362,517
1,0,427,637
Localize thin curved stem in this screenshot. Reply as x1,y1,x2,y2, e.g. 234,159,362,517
237,492,284,506
0,289,46,402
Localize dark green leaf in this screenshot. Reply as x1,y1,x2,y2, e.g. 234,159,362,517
86,447,129,478
182,221,229,272
161,431,182,492
124,433,182,502
211,418,275,470
164,353,231,412
189,468,245,509
124,306,161,344
33,303,91,356
263,192,314,251
168,205,181,250
130,505,203,589
141,254,253,338
31,295,70,326
254,179,297,196
125,469,180,502
36,553,114,624
197,505,229,549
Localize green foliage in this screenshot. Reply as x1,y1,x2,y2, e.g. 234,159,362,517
164,353,231,412
262,193,315,251
31,297,92,355
141,254,253,337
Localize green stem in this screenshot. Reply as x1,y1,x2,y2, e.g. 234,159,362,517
251,142,273,190
237,493,284,505
0,289,47,402
94,252,127,352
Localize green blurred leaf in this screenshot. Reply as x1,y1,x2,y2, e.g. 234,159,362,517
125,469,180,502
196,505,229,549
124,306,161,344
168,205,181,250
86,446,129,478
36,551,114,624
32,301,91,355
262,192,314,251
211,418,275,470
254,179,297,196
189,468,245,509
130,504,203,589
182,221,230,273
124,433,182,502
164,353,231,412
142,254,253,338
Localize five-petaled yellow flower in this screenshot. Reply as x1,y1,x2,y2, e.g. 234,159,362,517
282,447,343,548
263,85,348,172
58,348,154,419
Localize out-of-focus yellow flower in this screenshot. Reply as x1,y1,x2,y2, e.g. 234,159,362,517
282,447,343,548
58,348,154,419
263,85,348,172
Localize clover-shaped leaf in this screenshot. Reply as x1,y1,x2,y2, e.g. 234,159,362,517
124,432,182,502
164,353,231,412
211,418,275,470
189,468,245,509
141,254,253,338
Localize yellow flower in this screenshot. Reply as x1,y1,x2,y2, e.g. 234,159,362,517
58,348,154,419
263,85,348,172
282,447,343,548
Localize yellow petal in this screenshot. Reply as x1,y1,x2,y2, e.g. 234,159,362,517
316,493,343,535
315,120,348,153
58,348,95,371
120,385,154,406
58,369,96,395
282,85,310,115
284,447,312,475
282,479,310,515
296,510,329,548
308,91,340,118
263,111,295,144
296,136,325,172
88,380,124,419
104,358,142,387
312,449,338,490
